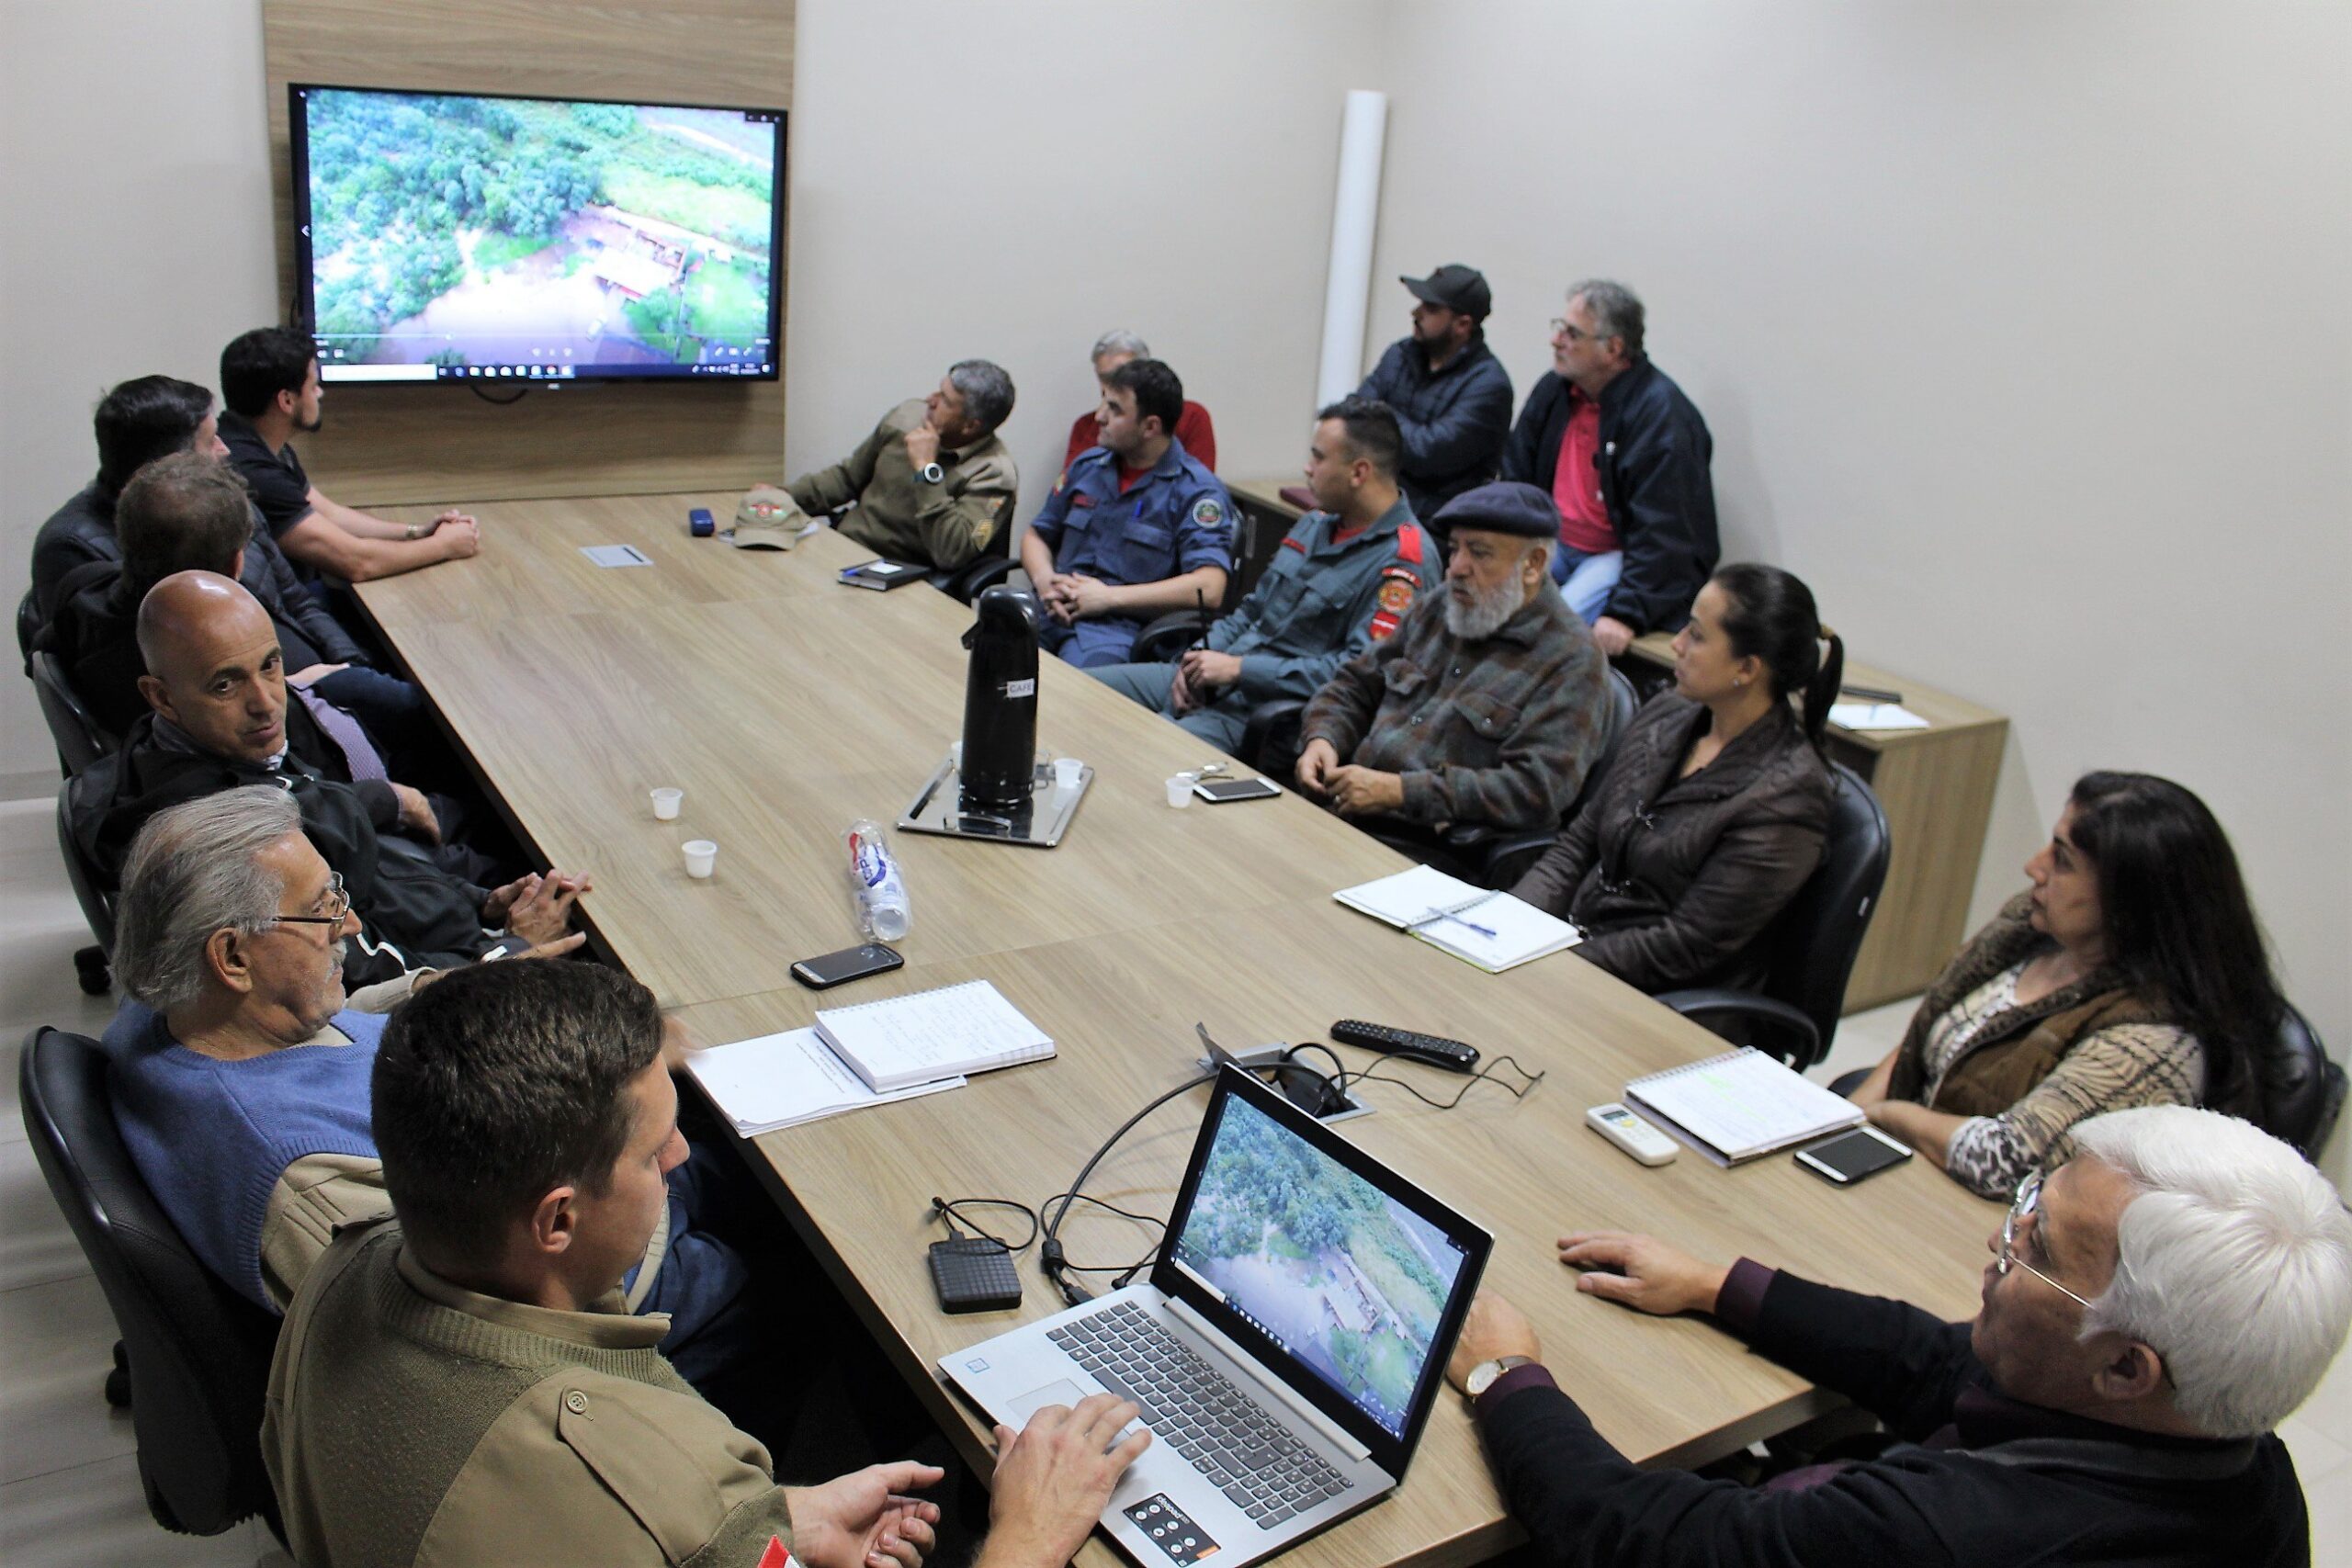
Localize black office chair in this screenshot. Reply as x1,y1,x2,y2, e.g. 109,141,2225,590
17,583,40,673
18,1028,285,1540
2256,1005,2346,1162
58,776,116,993
30,649,119,776
1654,762,1891,1070
927,484,1023,604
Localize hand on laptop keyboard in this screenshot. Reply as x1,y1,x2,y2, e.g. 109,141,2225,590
978,1392,1152,1568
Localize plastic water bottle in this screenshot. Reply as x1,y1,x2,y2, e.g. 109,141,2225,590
845,819,911,942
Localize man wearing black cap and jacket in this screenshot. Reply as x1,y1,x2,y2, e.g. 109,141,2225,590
1355,265,1515,530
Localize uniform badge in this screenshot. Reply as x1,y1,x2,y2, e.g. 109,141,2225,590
1377,576,1415,615
757,1536,797,1568
1190,498,1226,528
1368,610,1402,641
1052,471,1068,494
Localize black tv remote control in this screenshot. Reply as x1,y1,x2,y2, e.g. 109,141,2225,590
1329,1020,1479,1073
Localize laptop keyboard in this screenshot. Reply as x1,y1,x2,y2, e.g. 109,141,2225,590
1049,1300,1352,1529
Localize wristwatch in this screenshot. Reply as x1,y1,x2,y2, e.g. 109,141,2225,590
1463,1355,1536,1399
916,462,944,485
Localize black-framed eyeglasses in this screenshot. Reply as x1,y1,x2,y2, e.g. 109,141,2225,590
1997,1169,2094,1309
270,872,351,928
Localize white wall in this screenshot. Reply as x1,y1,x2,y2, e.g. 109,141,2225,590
780,0,1389,494
0,0,280,790
1368,1,2352,1050
6,1,2346,1063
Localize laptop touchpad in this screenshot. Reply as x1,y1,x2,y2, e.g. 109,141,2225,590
1008,1378,1090,1424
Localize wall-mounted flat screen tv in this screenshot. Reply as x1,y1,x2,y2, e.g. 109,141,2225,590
289,84,786,385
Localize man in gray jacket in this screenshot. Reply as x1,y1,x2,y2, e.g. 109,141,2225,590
1298,481,1608,833
1354,265,1514,528
1090,398,1434,753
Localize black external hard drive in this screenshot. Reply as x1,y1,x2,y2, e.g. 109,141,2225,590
928,1236,1023,1313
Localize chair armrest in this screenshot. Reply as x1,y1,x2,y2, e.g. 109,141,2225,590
1654,988,1824,1068
933,556,1020,604
1131,611,1210,666
1474,829,1557,891
1239,699,1308,776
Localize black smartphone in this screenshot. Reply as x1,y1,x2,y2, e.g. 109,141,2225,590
1794,1125,1914,1185
1194,777,1281,804
789,943,905,989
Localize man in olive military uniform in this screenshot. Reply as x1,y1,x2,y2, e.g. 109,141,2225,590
1019,357,1233,669
1298,481,1610,833
266,960,1150,1568
1091,397,1432,753
746,359,1020,570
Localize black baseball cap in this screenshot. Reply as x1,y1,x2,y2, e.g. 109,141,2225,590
1401,265,1492,320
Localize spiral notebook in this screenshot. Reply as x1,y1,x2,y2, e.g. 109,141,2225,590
1332,864,1582,974
1623,1047,1865,1165
814,979,1057,1093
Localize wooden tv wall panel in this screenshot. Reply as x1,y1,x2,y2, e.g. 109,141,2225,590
262,0,793,504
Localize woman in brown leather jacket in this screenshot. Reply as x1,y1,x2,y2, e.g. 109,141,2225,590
1848,772,2279,1199
1511,563,1840,994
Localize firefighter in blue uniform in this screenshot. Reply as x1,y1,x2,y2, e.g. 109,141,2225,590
1018,358,1233,669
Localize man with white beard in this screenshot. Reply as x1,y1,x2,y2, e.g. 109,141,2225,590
1296,481,1609,835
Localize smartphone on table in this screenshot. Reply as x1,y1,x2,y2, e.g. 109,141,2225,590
790,943,904,989
1794,1124,1914,1185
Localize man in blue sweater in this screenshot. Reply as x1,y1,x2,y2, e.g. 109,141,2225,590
1446,1106,2350,1567
97,786,749,1389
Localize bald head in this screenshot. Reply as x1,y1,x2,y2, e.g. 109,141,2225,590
135,571,288,763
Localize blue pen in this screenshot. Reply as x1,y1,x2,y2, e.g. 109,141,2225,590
1408,901,1499,940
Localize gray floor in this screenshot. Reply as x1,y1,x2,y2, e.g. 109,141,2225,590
2,793,2346,1561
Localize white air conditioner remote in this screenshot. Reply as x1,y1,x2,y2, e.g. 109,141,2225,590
1587,1103,1679,1166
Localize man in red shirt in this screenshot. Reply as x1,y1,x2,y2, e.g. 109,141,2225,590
1064,330,1216,472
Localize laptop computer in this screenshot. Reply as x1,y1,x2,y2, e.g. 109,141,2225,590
940,1066,1491,1567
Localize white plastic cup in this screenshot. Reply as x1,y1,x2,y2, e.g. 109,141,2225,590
683,840,718,878
1165,774,1194,809
650,788,683,820
1054,758,1083,791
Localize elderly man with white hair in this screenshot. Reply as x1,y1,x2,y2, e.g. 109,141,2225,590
96,787,752,1391
1443,1105,2350,1566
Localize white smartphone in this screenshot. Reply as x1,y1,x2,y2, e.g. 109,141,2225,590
1194,776,1281,804
1794,1123,1915,1185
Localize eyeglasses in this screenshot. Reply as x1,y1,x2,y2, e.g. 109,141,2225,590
1549,318,1604,344
270,872,351,929
1997,1170,2095,1309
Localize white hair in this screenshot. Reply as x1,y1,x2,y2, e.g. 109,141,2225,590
114,786,303,1011
2068,1105,2352,1438
1091,329,1150,364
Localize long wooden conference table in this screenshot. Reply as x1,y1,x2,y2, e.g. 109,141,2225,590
359,491,1996,1567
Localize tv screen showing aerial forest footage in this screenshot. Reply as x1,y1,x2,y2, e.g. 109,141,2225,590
289,85,785,384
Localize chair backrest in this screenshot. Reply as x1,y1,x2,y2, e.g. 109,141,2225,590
1757,762,1891,1068
57,776,119,953
17,583,40,668
2255,1004,2346,1161
30,649,118,776
17,1027,282,1538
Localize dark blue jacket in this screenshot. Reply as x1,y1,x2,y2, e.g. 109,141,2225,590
1355,333,1514,522
1502,359,1718,633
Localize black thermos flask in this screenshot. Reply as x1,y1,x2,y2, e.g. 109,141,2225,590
958,586,1040,813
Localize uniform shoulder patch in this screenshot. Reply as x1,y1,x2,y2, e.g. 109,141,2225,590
1190,497,1226,529
1280,536,1308,554
1394,527,1428,566
1052,470,1068,494
1368,609,1403,641
1376,575,1417,615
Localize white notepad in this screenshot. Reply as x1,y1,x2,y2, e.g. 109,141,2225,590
1827,700,1929,731
1333,864,1582,974
686,1027,964,1137
1623,1047,1865,1165
815,979,1057,1093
